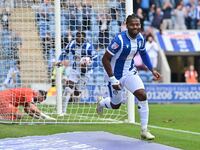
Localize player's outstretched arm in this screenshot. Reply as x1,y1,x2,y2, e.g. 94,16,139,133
24,103,56,120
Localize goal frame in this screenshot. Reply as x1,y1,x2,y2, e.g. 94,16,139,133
54,0,135,124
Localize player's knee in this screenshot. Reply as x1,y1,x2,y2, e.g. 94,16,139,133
64,87,73,95
134,89,147,101
111,102,121,109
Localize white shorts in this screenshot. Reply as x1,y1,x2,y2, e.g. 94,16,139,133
108,72,144,105
68,68,89,87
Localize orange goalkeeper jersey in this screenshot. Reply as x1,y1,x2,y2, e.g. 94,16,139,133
0,88,37,107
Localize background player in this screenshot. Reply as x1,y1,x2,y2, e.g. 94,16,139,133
58,31,95,116
96,13,161,140
0,87,55,120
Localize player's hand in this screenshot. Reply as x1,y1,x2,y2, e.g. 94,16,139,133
152,70,161,81
110,76,121,90
55,62,62,67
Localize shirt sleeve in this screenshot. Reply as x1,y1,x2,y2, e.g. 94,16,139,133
58,40,74,61
86,43,95,58
138,34,153,71
107,35,122,55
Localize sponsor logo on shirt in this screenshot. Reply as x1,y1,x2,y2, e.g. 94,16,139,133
111,42,119,49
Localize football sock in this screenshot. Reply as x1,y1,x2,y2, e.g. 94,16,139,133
138,100,149,130
62,93,70,113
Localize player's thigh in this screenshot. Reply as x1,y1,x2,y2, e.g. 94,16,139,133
68,69,80,83
108,83,125,105
123,74,145,93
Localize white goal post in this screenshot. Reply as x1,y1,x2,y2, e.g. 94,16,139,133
0,0,135,124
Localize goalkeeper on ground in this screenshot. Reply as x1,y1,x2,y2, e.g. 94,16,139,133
57,31,96,116
0,88,56,120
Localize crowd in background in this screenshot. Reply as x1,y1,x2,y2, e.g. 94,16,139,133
134,0,200,31
0,0,199,90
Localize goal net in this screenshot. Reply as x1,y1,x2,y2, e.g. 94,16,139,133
0,0,134,124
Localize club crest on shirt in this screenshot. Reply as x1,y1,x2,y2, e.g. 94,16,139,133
111,42,119,49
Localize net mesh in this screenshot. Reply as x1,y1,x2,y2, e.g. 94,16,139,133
0,0,128,124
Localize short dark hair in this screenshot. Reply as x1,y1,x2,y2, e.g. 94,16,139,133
76,31,86,38
38,90,47,100
126,13,140,24
146,33,154,41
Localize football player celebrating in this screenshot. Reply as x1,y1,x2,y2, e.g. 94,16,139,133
58,31,95,116
96,13,161,140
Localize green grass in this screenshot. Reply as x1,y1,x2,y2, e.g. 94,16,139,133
0,104,200,150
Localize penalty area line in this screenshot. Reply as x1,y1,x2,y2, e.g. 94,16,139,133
134,122,200,136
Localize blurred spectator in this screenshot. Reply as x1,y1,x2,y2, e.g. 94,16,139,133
68,3,79,31
82,4,92,31
37,0,53,39
174,1,187,30
136,8,145,31
0,8,10,30
109,8,121,39
42,32,54,60
151,7,163,30
2,60,21,89
146,34,159,69
148,4,156,23
194,0,200,29
98,13,111,49
118,0,126,23
133,0,141,13
107,0,121,8
11,32,22,60
184,65,198,83
61,27,72,50
0,29,22,60
185,0,196,29
162,0,173,29
140,0,150,20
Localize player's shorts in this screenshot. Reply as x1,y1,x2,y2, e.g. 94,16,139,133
68,68,89,85
0,102,19,120
108,72,144,105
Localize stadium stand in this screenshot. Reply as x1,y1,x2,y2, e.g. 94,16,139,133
9,8,48,84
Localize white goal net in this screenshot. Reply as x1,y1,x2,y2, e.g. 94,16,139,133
0,0,134,124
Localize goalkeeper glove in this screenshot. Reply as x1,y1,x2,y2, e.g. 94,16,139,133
40,112,56,120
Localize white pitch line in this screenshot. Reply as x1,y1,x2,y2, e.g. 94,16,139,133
134,122,200,136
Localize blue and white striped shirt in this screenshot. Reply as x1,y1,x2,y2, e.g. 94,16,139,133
59,39,95,70
107,31,153,79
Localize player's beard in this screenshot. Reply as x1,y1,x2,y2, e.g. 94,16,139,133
129,29,139,38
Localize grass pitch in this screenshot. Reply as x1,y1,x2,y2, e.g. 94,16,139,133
0,104,200,150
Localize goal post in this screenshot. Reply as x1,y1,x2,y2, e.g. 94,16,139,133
54,0,62,115
0,0,135,124
125,0,135,124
